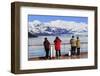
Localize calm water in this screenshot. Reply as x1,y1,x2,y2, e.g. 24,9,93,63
28,34,88,58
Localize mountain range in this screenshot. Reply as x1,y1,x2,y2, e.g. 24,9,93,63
28,20,88,37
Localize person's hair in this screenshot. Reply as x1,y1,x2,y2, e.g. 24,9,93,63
77,37,79,39
56,36,59,39
44,37,47,40
72,35,74,38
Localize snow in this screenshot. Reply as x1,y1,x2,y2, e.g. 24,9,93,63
28,20,88,35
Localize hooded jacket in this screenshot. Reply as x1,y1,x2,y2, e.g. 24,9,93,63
54,38,61,51
43,40,50,50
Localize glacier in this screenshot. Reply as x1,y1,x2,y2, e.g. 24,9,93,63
28,20,88,37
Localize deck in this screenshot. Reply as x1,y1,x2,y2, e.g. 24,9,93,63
28,52,88,61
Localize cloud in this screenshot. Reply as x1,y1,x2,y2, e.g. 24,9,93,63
28,20,88,34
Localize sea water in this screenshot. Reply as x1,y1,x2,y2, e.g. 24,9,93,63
28,34,88,58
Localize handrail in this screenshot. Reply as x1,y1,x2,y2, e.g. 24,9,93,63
28,42,88,46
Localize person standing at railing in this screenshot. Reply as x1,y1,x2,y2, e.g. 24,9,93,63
54,36,62,59
70,36,76,56
43,37,50,59
76,37,80,55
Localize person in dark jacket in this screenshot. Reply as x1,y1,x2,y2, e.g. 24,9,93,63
70,36,76,56
54,37,62,58
43,37,50,59
76,37,80,55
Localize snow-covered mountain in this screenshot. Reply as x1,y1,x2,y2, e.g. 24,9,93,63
28,20,88,36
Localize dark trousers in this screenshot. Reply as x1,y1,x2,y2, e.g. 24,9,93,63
56,50,61,58
71,46,76,56
45,49,49,58
76,48,80,55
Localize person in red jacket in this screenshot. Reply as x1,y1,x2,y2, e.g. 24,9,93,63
43,37,50,59
54,37,62,58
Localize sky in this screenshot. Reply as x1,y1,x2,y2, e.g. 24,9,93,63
28,15,88,24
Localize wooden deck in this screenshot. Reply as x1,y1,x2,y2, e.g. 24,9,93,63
28,52,88,61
